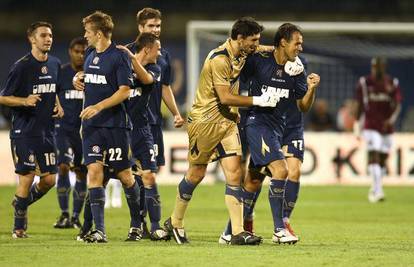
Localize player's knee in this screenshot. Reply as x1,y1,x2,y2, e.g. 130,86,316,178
226,167,242,186
243,178,262,192
142,172,156,186
58,163,70,175
187,165,206,185
288,167,301,182
39,175,56,190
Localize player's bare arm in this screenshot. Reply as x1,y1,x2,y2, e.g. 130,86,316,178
117,45,154,85
162,85,184,128
0,94,42,107
52,95,64,118
297,73,320,112
80,85,130,120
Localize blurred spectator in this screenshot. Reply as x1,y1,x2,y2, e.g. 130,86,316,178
336,99,357,132
307,99,336,131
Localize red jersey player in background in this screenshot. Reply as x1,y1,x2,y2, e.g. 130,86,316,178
354,57,402,203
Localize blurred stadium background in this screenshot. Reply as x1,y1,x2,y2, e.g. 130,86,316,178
1,0,414,185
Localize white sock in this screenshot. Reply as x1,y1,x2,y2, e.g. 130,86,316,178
368,164,382,194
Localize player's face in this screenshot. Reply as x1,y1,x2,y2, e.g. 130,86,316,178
84,23,99,47
239,33,261,54
69,44,86,68
147,40,161,63
284,31,303,62
30,26,53,53
139,18,161,37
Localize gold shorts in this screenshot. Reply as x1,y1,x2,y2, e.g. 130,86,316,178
187,120,242,164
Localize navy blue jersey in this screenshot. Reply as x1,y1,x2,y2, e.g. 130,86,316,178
1,53,61,138
56,63,83,131
148,47,172,126
128,63,161,128
242,52,307,133
83,43,133,129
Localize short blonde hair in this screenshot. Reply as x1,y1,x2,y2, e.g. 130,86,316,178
82,11,114,38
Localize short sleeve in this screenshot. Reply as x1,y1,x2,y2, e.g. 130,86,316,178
116,51,133,88
210,56,231,87
1,62,23,96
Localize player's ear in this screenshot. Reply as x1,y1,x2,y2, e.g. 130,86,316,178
281,38,288,48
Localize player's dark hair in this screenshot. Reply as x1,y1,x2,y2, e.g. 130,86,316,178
135,33,159,52
69,37,87,49
136,8,162,26
82,11,114,39
273,23,303,47
27,21,52,38
230,17,263,40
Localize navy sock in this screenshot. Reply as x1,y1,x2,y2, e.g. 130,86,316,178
134,175,146,224
247,186,262,219
145,184,161,232
72,178,87,218
269,179,286,231
82,194,93,233
123,181,142,228
89,187,105,233
178,176,196,201
57,172,71,214
13,195,29,230
28,183,46,205
283,179,300,219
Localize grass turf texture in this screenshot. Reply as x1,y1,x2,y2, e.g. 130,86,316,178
0,185,413,267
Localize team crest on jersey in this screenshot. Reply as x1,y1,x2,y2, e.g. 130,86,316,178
93,57,99,65
28,154,35,163
41,66,48,74
276,69,283,77
92,145,100,153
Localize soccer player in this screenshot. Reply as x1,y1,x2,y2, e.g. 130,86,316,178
133,7,184,237
0,21,63,238
163,17,280,245
222,23,319,244
117,32,169,240
75,11,141,243
53,37,88,229
354,57,401,203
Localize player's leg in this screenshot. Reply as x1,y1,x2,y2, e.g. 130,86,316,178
377,133,392,201
164,163,205,244
363,130,383,202
110,179,123,208
13,173,35,238
71,167,87,228
54,163,72,228
284,157,301,237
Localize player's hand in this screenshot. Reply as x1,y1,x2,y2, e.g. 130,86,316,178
116,45,134,58
253,87,280,107
307,73,320,89
383,119,394,131
173,114,185,128
284,57,304,76
73,71,85,91
80,104,102,120
23,94,41,107
52,103,64,118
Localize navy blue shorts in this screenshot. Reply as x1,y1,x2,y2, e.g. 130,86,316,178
150,124,165,166
246,123,284,169
11,136,57,176
131,126,157,172
82,126,132,172
55,127,83,168
282,127,304,162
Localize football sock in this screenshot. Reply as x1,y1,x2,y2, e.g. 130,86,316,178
72,178,87,218
134,175,146,224
13,195,29,230
57,172,71,214
246,186,262,220
269,179,286,231
171,176,196,228
225,184,243,235
89,187,106,233
369,163,382,194
28,183,46,205
82,194,93,233
123,181,142,228
145,184,161,231
283,179,300,219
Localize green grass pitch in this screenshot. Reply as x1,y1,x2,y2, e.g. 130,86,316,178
0,184,413,267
